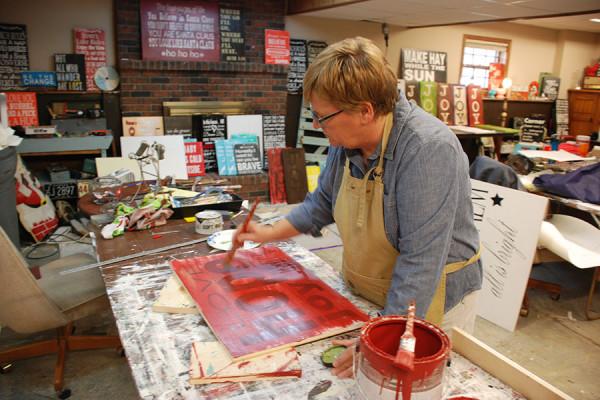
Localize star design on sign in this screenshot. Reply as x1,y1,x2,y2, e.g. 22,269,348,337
491,193,504,206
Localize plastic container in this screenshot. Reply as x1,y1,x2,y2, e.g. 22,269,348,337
355,316,450,400
576,135,590,156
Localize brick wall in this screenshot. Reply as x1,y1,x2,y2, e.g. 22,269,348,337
115,0,289,116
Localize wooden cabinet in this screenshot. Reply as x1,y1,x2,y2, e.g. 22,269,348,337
568,89,600,136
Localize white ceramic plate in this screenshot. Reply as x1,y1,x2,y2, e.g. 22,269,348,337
206,229,259,251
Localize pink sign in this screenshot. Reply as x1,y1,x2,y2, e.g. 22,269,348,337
185,141,205,177
265,30,290,65
6,92,38,127
140,0,219,62
74,28,107,91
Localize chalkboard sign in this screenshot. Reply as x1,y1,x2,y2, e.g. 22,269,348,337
520,115,547,143
288,39,307,94
193,114,226,172
540,76,560,101
220,7,245,62
0,24,29,90
55,54,86,91
307,41,327,65
164,115,193,137
234,143,262,175
263,115,286,169
400,48,447,82
140,0,219,62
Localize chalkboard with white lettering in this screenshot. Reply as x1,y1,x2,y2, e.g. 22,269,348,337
307,41,327,65
520,115,547,143
55,54,86,91
400,48,447,82
234,143,262,175
220,7,245,62
263,115,286,169
0,24,29,90
288,39,307,94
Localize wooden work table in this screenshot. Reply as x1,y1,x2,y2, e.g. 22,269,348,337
93,218,570,399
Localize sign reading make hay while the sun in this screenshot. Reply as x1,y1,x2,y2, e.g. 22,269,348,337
471,179,548,332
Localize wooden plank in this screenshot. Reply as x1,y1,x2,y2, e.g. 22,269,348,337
452,328,575,400
152,275,197,314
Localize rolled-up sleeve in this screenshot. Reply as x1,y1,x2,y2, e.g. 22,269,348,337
384,139,461,318
286,149,339,236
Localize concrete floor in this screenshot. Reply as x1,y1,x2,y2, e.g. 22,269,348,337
1,217,599,399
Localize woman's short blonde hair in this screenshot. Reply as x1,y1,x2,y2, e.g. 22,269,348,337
303,37,398,116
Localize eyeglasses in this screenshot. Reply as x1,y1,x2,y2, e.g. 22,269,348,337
311,109,343,126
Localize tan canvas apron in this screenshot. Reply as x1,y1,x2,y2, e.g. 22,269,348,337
333,113,480,325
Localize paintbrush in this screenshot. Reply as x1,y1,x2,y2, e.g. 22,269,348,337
393,300,416,371
223,200,259,265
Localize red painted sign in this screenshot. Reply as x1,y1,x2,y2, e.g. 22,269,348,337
264,30,290,65
74,28,107,91
467,84,484,126
171,246,369,359
488,63,505,90
140,0,219,62
6,92,38,127
184,140,205,177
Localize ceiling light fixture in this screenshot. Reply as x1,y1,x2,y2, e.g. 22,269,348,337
590,18,600,23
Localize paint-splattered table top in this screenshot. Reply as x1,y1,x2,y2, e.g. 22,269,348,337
101,240,525,400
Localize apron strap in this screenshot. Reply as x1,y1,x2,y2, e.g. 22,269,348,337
425,246,482,326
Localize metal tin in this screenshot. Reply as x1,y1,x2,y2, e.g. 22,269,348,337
194,210,224,235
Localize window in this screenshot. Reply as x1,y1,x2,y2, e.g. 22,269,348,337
460,35,511,88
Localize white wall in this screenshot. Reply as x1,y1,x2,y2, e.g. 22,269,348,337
0,0,115,71
286,15,600,97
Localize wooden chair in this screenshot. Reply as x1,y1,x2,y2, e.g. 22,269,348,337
0,227,121,398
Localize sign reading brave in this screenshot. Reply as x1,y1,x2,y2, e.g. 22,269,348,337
400,48,447,82
140,0,219,62
287,39,306,94
74,28,107,91
171,246,368,359
0,24,29,90
219,7,245,62
234,143,262,175
55,54,86,91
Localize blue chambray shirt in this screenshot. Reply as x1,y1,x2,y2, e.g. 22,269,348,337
287,93,482,317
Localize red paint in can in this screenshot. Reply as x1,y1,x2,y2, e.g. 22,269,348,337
357,316,450,400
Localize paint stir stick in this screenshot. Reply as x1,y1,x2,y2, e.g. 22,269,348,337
223,200,259,265
393,300,416,371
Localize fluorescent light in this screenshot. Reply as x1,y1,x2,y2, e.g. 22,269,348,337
590,18,600,23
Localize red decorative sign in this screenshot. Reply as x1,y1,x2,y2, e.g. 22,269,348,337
467,84,484,127
140,0,219,62
6,92,38,127
184,140,205,177
264,29,290,65
171,246,369,359
74,28,107,91
488,63,504,90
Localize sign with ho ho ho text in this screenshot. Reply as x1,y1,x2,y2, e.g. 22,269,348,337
471,179,548,331
400,48,447,82
140,0,219,62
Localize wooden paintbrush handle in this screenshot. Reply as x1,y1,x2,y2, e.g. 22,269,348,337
225,200,259,263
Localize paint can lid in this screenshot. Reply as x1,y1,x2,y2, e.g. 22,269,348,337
195,210,222,220
321,345,347,368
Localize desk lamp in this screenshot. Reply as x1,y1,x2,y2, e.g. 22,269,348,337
500,77,513,127
128,140,166,195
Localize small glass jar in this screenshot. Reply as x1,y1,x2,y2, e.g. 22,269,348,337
91,176,122,205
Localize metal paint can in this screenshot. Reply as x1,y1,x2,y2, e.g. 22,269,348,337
355,316,450,400
195,210,223,235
